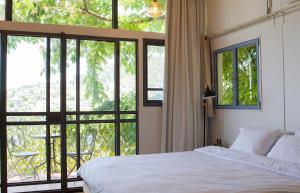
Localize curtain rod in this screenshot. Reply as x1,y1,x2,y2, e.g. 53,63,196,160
207,3,300,39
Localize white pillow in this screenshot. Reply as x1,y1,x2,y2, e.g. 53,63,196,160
295,129,300,137
230,127,282,155
267,135,300,165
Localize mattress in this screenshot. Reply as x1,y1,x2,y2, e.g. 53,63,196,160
78,146,300,193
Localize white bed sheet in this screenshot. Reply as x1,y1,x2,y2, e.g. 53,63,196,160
78,146,300,193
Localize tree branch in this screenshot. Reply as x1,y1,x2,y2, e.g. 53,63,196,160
81,0,165,24
81,0,111,22
128,15,166,24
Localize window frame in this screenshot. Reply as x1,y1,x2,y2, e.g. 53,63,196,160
0,31,139,193
143,38,165,107
213,38,261,110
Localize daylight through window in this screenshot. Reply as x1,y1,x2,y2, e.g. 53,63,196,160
214,39,260,109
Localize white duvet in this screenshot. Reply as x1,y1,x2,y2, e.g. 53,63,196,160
78,146,300,193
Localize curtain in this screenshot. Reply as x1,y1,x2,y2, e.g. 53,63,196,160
161,0,207,152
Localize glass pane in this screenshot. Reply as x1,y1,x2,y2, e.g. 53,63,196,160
120,123,136,156
147,45,165,88
7,36,47,112
148,90,163,101
0,0,4,20
120,114,136,120
7,125,46,183
80,41,115,111
66,124,77,179
67,123,115,178
68,181,83,189
8,183,61,193
118,0,166,33
66,115,76,121
217,50,234,105
120,41,136,111
80,123,115,163
237,44,258,106
50,38,61,112
66,39,77,111
80,114,115,121
7,116,46,122
50,125,61,180
13,0,112,28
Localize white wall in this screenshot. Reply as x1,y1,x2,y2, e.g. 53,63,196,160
207,0,300,147
0,21,164,154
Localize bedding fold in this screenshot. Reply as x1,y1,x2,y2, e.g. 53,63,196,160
78,146,300,193
195,146,300,179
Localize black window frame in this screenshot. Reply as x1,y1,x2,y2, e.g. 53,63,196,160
143,38,165,107
0,30,139,193
213,38,261,110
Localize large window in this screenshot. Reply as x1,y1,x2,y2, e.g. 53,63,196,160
214,39,260,109
0,0,166,33
143,39,165,106
1,33,138,193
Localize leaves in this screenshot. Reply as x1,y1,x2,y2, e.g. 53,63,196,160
219,44,258,106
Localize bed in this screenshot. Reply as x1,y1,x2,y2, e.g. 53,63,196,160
78,146,300,193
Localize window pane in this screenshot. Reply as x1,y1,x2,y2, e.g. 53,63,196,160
0,0,4,20
147,45,165,89
7,125,46,183
66,124,77,179
217,50,234,105
237,44,258,105
50,125,61,180
67,123,115,179
66,39,77,112
7,36,46,112
50,38,61,112
118,0,166,33
80,123,115,161
13,0,112,28
120,123,136,156
120,41,136,111
7,116,46,122
8,183,61,193
148,90,163,101
80,41,115,111
120,114,136,120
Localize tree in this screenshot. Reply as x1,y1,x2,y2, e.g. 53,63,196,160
220,45,258,105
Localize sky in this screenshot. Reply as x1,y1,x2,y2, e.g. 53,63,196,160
7,41,46,89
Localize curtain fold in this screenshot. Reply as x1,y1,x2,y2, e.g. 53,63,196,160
161,0,206,152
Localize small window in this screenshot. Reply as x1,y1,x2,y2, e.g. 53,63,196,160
143,39,165,106
214,39,260,109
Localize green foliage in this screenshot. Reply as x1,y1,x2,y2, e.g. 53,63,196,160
237,45,258,105
219,45,258,106
218,51,234,105
12,0,166,32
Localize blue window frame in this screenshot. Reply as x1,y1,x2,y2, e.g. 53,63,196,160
214,39,261,109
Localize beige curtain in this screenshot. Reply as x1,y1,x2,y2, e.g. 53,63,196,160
161,0,207,152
